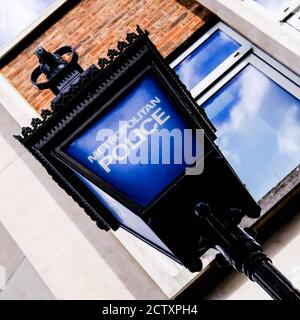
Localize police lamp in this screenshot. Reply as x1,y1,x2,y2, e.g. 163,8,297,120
15,26,300,300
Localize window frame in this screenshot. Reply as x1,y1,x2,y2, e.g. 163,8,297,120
276,0,300,20
169,18,300,298
196,51,300,107
284,5,300,31
195,51,300,201
248,0,300,31
169,20,300,204
0,0,69,60
169,22,251,100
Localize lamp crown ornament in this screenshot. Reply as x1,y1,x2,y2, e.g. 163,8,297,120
30,45,83,95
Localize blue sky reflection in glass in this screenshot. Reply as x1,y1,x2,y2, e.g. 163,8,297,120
174,29,241,91
202,64,300,201
75,170,174,255
65,74,201,208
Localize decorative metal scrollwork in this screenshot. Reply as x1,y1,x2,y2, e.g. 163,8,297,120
16,25,148,143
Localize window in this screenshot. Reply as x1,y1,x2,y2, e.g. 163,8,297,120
0,0,68,59
170,23,251,99
253,0,292,13
171,22,300,202
198,56,300,201
251,0,300,31
286,6,300,31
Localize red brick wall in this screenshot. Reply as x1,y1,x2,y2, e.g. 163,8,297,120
0,0,210,113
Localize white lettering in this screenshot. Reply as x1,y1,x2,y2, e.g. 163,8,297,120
151,107,170,125
98,155,114,173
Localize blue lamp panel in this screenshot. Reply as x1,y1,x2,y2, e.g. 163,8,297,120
75,171,174,255
65,73,199,207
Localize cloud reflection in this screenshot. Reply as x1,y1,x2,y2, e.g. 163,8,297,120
175,29,240,91
203,65,300,200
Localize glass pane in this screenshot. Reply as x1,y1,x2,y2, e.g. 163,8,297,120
64,74,200,207
253,0,291,13
75,171,174,255
174,29,241,91
202,64,300,201
0,0,58,50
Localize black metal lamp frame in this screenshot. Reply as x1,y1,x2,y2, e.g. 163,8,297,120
14,26,300,300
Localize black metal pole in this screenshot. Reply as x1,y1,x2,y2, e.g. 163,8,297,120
251,260,300,300
195,202,300,300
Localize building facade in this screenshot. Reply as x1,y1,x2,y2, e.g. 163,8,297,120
0,0,299,299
